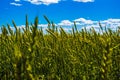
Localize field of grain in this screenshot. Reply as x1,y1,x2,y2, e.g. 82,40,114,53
0,16,120,80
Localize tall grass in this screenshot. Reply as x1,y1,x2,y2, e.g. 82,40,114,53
0,16,120,80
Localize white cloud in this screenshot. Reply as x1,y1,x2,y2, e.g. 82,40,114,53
10,2,22,6
62,27,72,32
11,0,95,6
74,18,94,24
84,24,99,29
38,24,48,28
24,0,61,5
3,18,119,34
73,0,94,2
57,18,120,31
82,19,120,31
101,19,120,24
17,25,25,28
58,20,73,26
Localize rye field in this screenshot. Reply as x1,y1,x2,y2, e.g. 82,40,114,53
0,16,120,80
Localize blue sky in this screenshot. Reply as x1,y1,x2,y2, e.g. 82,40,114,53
0,0,120,31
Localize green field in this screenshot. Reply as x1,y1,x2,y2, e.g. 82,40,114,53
0,16,120,80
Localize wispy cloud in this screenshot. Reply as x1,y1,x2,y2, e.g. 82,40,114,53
15,0,20,2
10,2,22,6
73,0,94,3
24,0,61,5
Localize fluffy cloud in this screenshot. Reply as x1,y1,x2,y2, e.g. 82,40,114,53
6,18,120,34
74,18,94,24
73,0,94,2
10,2,22,6
83,19,120,31
58,20,73,26
11,0,95,6
24,0,61,5
101,19,120,24
58,18,120,32
57,18,120,31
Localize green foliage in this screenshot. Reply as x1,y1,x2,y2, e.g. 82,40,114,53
0,16,120,80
